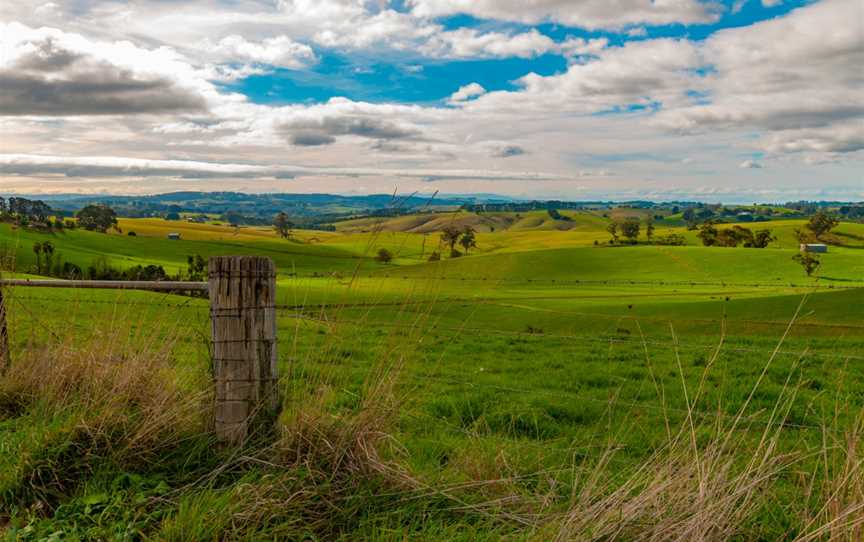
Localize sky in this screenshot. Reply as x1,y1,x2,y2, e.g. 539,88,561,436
0,0,862,202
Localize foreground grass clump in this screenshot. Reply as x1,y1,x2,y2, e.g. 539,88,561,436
0,333,212,519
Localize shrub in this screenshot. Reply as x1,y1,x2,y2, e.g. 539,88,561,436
653,233,687,246
375,248,394,264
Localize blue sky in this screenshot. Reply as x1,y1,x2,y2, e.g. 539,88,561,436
228,1,812,106
0,0,861,201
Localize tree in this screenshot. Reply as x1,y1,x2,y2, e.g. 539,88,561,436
697,221,719,246
459,226,477,254
41,241,55,273
186,254,207,281
749,229,776,249
682,208,699,229
716,225,752,247
806,211,839,240
77,204,118,232
273,212,294,239
644,215,655,242
620,217,641,244
792,253,821,277
375,247,394,264
33,242,43,274
440,226,461,255
606,222,619,244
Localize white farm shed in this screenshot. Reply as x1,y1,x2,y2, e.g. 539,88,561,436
800,243,827,253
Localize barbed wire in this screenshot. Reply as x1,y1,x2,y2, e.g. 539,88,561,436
9,293,864,333
300,274,864,291
277,317,864,361
7,294,863,359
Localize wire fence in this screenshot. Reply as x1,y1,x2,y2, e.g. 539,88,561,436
9,291,864,360
3,280,862,455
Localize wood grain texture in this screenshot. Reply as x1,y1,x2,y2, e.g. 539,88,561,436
209,256,279,444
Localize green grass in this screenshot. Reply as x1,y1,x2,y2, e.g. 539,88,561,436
1,213,863,539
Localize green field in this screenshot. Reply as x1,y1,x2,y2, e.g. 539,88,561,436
1,214,862,540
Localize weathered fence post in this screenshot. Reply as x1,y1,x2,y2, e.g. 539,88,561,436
209,256,279,444
0,289,9,373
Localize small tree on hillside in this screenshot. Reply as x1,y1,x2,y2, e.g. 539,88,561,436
606,222,619,244
77,204,118,233
375,247,394,264
793,253,821,277
273,212,294,239
32,242,43,274
620,217,641,244
459,226,477,254
749,229,776,248
806,211,839,240
41,241,55,273
697,221,719,246
644,215,655,242
440,226,462,256
186,254,207,281
683,208,699,229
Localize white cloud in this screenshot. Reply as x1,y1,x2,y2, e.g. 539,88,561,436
407,0,720,29
654,0,864,154
1,0,862,199
423,28,556,59
448,83,487,103
0,22,218,115
0,153,568,182
202,35,316,69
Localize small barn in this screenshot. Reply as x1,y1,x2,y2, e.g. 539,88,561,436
800,243,827,253
168,232,181,240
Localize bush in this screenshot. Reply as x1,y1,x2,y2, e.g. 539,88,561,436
653,234,687,246
427,251,441,262
375,248,394,264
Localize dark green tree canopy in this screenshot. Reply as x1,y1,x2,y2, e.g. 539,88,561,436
77,204,118,233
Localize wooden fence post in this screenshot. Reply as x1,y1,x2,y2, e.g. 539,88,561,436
0,289,9,373
209,256,279,444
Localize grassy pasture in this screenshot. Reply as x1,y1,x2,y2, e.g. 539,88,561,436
1,213,862,539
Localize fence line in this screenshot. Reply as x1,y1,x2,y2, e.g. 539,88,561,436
280,273,864,290
0,278,208,291
8,295,864,360
11,292,864,332
285,317,864,361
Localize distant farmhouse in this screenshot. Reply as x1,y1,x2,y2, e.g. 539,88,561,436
168,232,181,240
800,243,827,253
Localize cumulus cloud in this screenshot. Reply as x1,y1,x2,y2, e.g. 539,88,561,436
407,0,720,29
654,0,864,154
423,28,556,59
448,83,486,103
279,112,422,146
202,35,316,69
464,38,701,116
0,23,208,116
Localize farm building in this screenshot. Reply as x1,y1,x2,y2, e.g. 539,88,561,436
800,243,827,253
167,232,181,240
